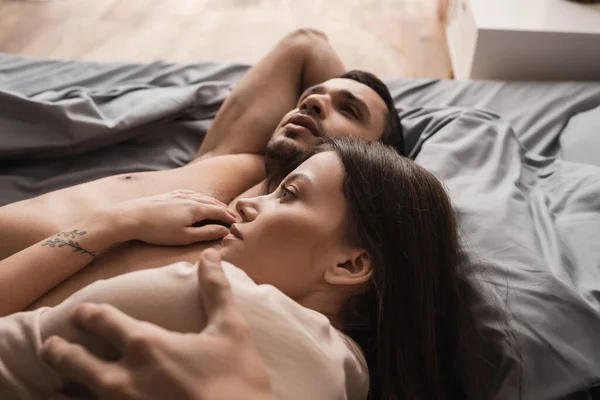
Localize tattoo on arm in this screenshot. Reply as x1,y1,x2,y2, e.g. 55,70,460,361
41,229,97,257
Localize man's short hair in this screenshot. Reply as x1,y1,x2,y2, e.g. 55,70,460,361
340,70,404,155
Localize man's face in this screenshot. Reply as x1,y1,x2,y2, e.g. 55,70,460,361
266,78,388,157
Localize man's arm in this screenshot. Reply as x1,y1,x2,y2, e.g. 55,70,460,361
0,192,235,316
0,213,131,317
195,29,345,160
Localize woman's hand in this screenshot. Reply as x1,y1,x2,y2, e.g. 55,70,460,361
41,250,275,400
113,190,238,246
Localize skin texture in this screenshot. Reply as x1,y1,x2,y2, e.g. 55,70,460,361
221,151,373,318
41,250,275,400
0,30,394,400
0,190,237,317
268,78,387,154
38,152,376,398
196,29,348,159
18,75,389,312
0,30,389,312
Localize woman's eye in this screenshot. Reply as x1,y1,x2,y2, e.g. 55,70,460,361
276,185,296,201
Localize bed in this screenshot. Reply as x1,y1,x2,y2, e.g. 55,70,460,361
1,53,599,399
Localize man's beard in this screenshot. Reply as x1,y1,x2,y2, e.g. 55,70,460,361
264,137,307,193
263,111,328,193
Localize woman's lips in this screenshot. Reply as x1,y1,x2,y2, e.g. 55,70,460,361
229,224,243,239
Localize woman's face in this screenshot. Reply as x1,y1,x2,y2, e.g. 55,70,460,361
220,151,352,300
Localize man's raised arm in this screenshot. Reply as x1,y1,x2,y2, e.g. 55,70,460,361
195,29,345,160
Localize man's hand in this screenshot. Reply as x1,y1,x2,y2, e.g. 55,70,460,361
113,190,237,245
40,249,274,400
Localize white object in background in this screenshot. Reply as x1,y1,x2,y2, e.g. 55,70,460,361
446,0,600,80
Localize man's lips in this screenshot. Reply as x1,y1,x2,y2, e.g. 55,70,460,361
286,113,320,137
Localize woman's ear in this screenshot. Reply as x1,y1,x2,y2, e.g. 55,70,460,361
324,250,373,286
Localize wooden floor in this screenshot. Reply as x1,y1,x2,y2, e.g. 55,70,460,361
0,0,451,78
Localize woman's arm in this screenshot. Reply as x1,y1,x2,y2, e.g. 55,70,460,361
0,190,236,317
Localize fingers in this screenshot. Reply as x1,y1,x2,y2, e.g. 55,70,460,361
69,303,146,350
196,250,237,325
159,190,239,221
169,190,233,212
40,336,107,394
185,225,230,242
192,204,237,226
186,194,236,217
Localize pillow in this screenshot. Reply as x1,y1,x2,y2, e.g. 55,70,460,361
560,105,600,168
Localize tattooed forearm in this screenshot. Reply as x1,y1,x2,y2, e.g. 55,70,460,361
41,229,96,257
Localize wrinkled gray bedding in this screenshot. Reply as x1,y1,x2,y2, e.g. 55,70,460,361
1,53,599,399
0,55,249,205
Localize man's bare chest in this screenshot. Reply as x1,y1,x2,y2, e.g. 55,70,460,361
16,154,266,310
0,153,265,279
36,153,265,227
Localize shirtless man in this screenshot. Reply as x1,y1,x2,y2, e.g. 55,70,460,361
0,29,403,313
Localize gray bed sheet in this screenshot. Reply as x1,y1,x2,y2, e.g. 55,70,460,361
1,53,600,399
386,79,600,399
0,55,248,205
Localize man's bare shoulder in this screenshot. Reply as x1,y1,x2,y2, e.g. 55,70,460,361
184,152,266,200
189,152,264,168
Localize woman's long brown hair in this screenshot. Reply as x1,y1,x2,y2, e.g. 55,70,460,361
268,138,501,399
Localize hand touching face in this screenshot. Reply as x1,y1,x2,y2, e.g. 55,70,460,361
111,190,237,245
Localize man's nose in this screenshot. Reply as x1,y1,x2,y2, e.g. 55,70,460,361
300,94,328,118
235,197,259,222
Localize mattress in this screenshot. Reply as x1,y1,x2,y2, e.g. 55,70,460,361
1,53,600,399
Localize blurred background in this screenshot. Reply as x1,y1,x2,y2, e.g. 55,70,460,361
0,0,451,78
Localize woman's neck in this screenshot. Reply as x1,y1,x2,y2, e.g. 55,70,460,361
296,288,346,330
